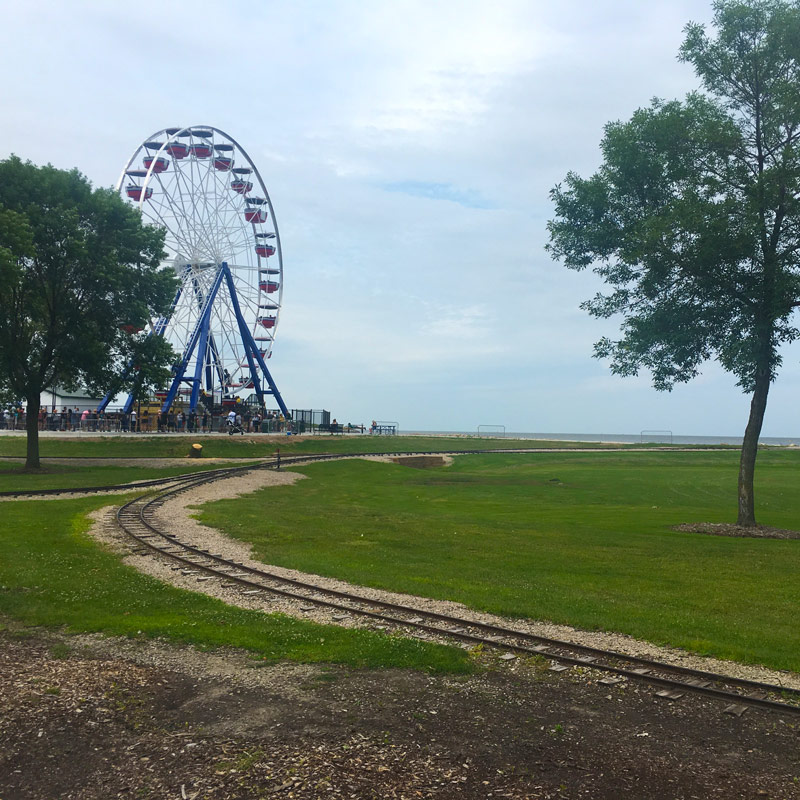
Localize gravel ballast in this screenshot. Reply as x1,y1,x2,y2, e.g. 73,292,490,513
86,463,800,692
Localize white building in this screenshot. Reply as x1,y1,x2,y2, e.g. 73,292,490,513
39,386,101,413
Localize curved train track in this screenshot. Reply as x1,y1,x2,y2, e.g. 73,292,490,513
103,455,800,718
0,445,730,499
7,450,799,716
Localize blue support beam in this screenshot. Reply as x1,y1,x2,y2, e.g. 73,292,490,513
220,263,290,418
99,262,289,420
189,307,212,411
160,265,226,415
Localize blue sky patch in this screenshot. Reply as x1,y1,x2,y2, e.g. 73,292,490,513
381,180,494,209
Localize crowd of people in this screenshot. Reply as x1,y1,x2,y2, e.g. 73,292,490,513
0,405,293,434
0,405,380,436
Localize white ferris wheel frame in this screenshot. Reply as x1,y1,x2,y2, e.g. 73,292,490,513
115,125,285,407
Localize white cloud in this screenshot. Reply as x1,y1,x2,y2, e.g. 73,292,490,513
4,0,796,437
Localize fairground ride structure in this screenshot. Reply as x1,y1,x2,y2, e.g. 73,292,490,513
97,125,289,417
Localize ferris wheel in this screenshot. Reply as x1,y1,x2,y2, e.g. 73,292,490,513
99,125,289,417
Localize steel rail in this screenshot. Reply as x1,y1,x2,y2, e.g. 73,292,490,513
2,445,731,498
111,462,800,718
0,461,272,498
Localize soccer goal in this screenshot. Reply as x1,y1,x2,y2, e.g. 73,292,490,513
477,424,506,438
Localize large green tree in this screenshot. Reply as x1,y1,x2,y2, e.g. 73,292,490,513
547,0,800,526
0,156,177,468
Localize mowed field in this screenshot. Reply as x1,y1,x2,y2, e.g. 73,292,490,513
196,450,800,672
0,433,707,461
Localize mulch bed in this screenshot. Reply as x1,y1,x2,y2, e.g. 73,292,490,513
674,522,800,540
2,627,800,799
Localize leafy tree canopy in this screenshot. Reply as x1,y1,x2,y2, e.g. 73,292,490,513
547,0,800,525
0,156,178,467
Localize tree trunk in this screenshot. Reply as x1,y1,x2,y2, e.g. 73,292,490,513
25,395,41,470
737,371,770,526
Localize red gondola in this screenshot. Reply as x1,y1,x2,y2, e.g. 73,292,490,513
259,281,279,293
258,316,276,329
190,142,212,158
231,180,253,194
255,244,276,258
245,208,267,223
214,156,233,171
165,142,189,159
143,156,169,173
126,185,152,201
119,323,144,334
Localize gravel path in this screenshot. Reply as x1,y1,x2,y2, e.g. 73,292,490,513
86,461,800,691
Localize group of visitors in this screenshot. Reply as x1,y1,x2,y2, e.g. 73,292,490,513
1,402,295,435
35,407,132,432
0,407,22,430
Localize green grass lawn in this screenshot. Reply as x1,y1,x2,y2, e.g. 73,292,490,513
0,459,259,493
196,450,800,672
0,433,667,460
0,495,469,673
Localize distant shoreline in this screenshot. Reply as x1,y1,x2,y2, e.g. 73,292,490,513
402,430,800,447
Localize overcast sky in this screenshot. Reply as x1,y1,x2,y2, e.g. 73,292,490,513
2,0,799,436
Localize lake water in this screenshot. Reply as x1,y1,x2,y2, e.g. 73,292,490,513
404,430,800,447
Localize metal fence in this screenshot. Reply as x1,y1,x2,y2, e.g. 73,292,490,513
292,409,330,428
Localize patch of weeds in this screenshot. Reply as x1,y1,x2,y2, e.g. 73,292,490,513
105,684,145,728
44,685,61,696
7,628,36,640
515,653,550,677
304,667,339,689
49,642,72,660
217,748,266,773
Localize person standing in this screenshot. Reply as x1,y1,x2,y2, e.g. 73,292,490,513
130,408,137,432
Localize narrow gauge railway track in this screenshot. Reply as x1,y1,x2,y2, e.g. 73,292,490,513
0,462,271,498
1,444,729,499
112,458,800,718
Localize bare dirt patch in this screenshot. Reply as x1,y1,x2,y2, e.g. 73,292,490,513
675,522,800,540
1,626,799,799
390,455,452,468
